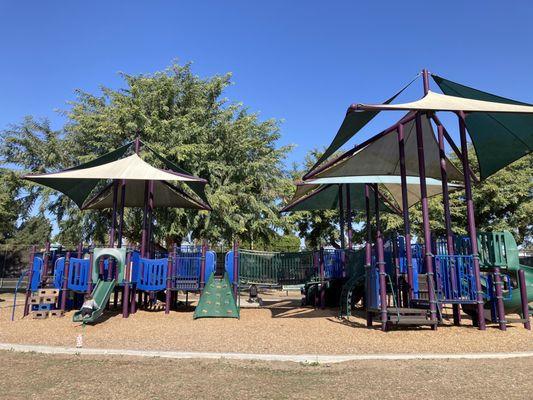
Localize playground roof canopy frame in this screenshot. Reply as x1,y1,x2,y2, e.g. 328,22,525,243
308,74,533,180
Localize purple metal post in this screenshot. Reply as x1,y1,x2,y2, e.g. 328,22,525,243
338,185,346,249
458,112,486,330
165,251,172,314
492,267,507,330
364,184,373,327
140,180,149,257
345,184,353,250
87,248,94,293
374,184,388,331
518,269,531,330
23,245,37,317
147,180,155,258
415,112,438,328
109,180,119,247
422,69,430,94
42,242,50,285
200,240,207,289
77,243,83,259
134,137,141,154
319,246,325,309
232,240,239,297
436,122,460,325
122,250,131,318
396,123,414,300
117,179,126,248
60,252,70,312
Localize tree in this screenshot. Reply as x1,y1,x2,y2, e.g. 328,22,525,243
284,149,348,249
0,168,21,243
1,62,293,248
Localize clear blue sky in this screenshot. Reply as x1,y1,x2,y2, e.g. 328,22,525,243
1,1,533,167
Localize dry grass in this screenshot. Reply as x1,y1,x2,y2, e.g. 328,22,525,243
0,350,532,400
1,292,532,355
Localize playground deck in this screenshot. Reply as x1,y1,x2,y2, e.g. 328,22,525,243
1,292,532,355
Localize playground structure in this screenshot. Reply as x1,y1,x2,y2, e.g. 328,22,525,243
15,139,243,323
10,69,533,333
286,69,533,331
16,241,238,322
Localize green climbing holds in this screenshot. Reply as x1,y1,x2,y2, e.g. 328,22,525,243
193,272,240,319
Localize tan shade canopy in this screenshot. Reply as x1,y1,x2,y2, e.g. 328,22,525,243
312,113,463,182
82,180,209,210
298,175,461,212
357,90,533,113
26,153,206,183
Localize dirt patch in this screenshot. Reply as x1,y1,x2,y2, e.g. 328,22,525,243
1,292,532,355
0,350,532,400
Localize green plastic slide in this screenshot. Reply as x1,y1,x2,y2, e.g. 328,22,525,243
72,279,116,323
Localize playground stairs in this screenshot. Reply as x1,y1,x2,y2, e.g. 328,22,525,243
338,274,364,319
193,272,239,319
370,306,438,327
409,298,444,321
30,288,61,319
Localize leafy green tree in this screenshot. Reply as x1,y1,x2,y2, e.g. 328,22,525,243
8,216,52,246
2,63,292,248
0,168,21,243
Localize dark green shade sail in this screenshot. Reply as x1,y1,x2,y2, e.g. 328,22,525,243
433,75,533,180
309,75,419,174
281,183,392,214
24,142,132,208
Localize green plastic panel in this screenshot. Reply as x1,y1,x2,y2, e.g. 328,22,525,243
193,272,239,319
92,247,127,283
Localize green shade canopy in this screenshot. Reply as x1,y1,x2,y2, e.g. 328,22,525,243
432,75,533,179
24,142,132,208
82,180,210,211
281,182,393,214
305,175,461,212
309,76,419,172
24,140,210,210
308,73,533,181
311,113,463,183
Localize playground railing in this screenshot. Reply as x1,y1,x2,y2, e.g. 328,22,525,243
172,250,202,290
434,255,477,303
137,257,168,291
322,249,344,279
238,249,315,286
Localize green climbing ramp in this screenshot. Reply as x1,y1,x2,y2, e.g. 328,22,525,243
193,272,239,319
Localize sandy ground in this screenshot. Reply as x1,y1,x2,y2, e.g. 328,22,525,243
0,351,532,400
1,292,532,355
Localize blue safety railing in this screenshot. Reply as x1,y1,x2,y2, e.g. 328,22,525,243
172,249,202,290
434,255,477,303
322,249,343,279
365,265,380,309
54,257,91,292
137,257,168,291
67,258,91,292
